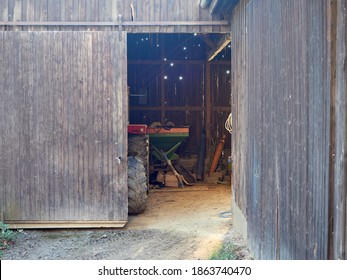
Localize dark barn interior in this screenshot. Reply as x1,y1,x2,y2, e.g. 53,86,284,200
127,33,231,180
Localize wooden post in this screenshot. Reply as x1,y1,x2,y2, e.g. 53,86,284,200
206,62,212,160
344,0,347,260
327,0,337,260
160,38,166,124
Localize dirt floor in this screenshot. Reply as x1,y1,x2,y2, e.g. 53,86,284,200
1,183,252,260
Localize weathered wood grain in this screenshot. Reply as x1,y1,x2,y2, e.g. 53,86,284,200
231,0,334,259
331,0,347,260
0,31,128,226
0,0,229,33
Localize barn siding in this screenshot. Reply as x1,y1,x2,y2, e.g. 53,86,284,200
230,0,343,259
0,31,128,227
330,0,347,260
0,0,230,33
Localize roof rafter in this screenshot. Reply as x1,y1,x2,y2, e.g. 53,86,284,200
207,34,231,61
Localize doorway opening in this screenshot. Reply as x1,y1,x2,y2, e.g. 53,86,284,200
127,33,231,193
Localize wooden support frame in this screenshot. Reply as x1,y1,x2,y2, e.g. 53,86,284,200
128,60,231,65
7,221,127,229
208,34,231,61
0,20,229,27
201,35,217,49
130,106,230,111
205,62,212,159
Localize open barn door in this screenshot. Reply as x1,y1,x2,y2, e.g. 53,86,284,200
0,31,128,228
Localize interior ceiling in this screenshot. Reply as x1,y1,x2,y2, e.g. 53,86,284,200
127,33,231,62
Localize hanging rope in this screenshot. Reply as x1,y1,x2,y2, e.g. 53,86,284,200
225,113,232,134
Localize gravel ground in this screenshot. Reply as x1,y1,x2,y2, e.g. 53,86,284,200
1,184,252,260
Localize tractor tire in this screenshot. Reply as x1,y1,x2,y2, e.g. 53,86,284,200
128,134,149,187
128,156,148,214
128,135,149,169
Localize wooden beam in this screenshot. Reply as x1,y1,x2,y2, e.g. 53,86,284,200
128,60,231,65
201,35,217,49
160,39,166,124
6,221,127,229
206,62,212,160
129,106,231,111
0,20,229,26
131,106,203,111
207,34,231,61
129,106,230,111
212,106,231,111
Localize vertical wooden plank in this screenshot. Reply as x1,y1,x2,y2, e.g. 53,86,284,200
81,32,91,219
70,31,80,219
39,0,48,30
78,0,86,20
327,0,337,259
344,0,347,259
18,31,29,219
0,31,4,216
21,0,27,21
98,0,106,21
85,32,95,218
62,31,71,219
53,32,63,219
64,0,72,21
47,0,60,21
25,0,34,30
2,32,14,219
33,0,41,21
92,31,103,218
7,0,14,21
160,39,166,124
86,0,95,21
141,0,150,33
101,31,110,218
72,0,79,21
11,0,21,30
12,32,21,219
40,0,48,21
104,0,112,30
149,0,158,33
59,31,70,219
20,0,29,31
76,31,85,219
332,0,347,260
0,0,8,22
165,0,174,33
205,62,211,162
107,31,117,219
111,0,119,23
117,31,128,219
35,31,46,220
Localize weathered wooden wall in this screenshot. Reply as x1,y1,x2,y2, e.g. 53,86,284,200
0,31,128,227
0,0,230,33
329,0,347,260
231,0,337,259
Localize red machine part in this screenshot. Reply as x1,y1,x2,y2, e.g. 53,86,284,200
128,124,147,134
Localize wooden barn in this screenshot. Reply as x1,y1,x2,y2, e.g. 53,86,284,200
230,0,347,259
0,1,233,228
0,0,346,260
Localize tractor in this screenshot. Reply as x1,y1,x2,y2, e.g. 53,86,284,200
127,123,195,214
